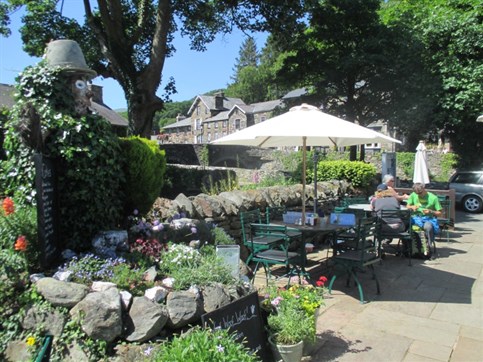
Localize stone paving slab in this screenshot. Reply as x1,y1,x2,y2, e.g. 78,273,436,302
450,336,483,361
409,340,453,361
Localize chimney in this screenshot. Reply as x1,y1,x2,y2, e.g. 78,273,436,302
89,84,103,104
215,92,224,109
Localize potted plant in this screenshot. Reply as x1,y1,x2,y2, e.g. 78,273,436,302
267,302,313,362
261,277,327,361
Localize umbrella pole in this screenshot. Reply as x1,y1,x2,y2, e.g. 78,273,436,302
302,137,307,225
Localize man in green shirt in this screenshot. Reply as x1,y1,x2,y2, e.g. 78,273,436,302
406,183,442,255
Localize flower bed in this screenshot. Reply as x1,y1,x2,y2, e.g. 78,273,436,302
0,198,259,361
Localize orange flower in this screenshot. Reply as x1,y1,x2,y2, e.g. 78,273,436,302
14,235,28,251
2,197,15,216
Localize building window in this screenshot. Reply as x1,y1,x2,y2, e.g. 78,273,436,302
235,119,241,130
261,115,266,122
195,119,201,130
196,105,200,116
207,133,211,142
197,134,203,143
215,122,219,129
207,122,211,129
223,120,228,128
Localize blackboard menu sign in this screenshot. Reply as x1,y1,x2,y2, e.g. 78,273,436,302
33,153,59,267
202,292,269,361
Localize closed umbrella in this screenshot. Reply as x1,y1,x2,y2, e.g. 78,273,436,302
212,103,402,223
413,140,430,185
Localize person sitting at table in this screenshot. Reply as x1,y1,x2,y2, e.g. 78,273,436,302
380,174,409,203
406,183,442,256
371,184,405,234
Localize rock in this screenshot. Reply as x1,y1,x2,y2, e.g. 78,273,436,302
4,339,33,362
58,341,89,361
120,290,133,311
144,286,168,303
92,230,129,258
69,287,122,342
22,305,66,336
53,270,73,281
202,283,232,313
143,266,157,282
36,277,89,307
125,297,169,342
29,273,45,283
173,193,196,218
166,291,203,329
91,281,117,292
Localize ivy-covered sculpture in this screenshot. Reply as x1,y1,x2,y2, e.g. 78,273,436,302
1,39,124,250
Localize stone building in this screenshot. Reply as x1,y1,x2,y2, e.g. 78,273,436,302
161,92,284,144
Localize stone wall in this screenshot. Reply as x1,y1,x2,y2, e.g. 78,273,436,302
152,180,353,258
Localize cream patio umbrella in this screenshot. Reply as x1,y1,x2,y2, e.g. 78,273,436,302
413,140,430,185
212,103,402,223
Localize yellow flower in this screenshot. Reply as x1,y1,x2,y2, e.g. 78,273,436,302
26,336,36,346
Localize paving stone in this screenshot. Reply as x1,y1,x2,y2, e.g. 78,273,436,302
430,302,483,329
450,336,483,362
458,325,483,342
409,340,453,361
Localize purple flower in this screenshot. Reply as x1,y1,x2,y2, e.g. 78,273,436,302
133,209,139,215
216,344,224,353
191,226,198,234
143,346,153,356
180,212,186,218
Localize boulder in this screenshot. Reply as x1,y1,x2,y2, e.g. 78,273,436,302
166,291,203,329
36,277,89,307
201,283,232,313
69,287,122,342
125,297,169,342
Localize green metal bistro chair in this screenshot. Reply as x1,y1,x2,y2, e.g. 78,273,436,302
328,217,380,304
376,209,413,265
438,199,452,244
249,223,308,285
240,209,284,264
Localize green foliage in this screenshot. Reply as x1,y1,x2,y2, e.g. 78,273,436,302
438,153,459,181
155,100,192,130
397,152,415,180
200,172,238,195
159,244,236,290
153,326,259,362
1,63,125,250
199,144,209,168
309,160,376,188
0,198,39,270
120,136,167,215
211,226,236,245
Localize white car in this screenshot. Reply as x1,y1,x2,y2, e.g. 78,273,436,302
449,170,483,213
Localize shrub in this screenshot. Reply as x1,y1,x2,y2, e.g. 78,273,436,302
309,160,376,187
152,326,259,362
120,136,167,215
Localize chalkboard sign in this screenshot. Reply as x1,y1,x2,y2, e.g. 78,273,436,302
202,292,270,361
33,153,59,267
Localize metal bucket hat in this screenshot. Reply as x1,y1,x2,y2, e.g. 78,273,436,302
44,39,97,79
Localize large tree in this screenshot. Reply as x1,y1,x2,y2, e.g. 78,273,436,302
270,0,439,159
1,0,306,137
381,0,483,167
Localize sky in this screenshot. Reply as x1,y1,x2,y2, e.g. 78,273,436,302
0,0,267,110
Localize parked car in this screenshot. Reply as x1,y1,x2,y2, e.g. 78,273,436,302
449,170,483,213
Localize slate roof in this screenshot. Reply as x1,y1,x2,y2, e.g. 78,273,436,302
164,118,192,129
